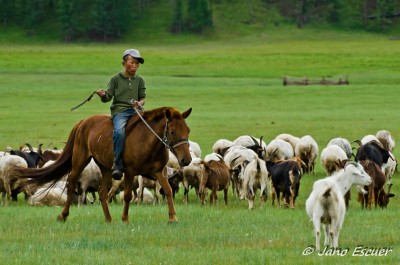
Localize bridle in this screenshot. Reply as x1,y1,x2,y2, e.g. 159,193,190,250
133,106,189,156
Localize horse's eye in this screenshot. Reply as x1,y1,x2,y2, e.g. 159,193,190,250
170,130,175,135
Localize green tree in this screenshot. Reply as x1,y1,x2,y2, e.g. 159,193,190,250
171,0,184,33
187,0,212,33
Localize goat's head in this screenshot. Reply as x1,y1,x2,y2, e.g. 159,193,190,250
378,183,395,209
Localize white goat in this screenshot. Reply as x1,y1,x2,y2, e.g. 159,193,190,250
223,146,258,198
0,155,28,206
275,133,300,152
239,157,268,209
320,145,348,175
295,135,319,175
189,140,202,158
327,137,353,159
28,180,78,206
305,161,372,250
212,139,234,157
265,138,294,162
77,158,101,206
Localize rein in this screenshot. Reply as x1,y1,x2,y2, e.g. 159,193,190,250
132,103,189,154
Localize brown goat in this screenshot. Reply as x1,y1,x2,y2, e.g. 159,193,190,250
199,160,230,205
358,160,395,209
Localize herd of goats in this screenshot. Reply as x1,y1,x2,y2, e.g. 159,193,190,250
0,129,397,249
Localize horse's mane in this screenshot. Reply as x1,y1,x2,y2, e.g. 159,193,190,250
144,106,185,120
126,106,179,130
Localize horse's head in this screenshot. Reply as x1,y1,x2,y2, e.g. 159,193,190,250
165,107,192,167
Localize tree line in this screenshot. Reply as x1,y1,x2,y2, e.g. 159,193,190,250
0,0,399,42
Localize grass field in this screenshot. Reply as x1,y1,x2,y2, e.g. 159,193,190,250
1,29,399,264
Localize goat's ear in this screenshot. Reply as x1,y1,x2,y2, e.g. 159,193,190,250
388,194,395,198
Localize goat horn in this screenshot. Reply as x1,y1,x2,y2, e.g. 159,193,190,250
25,143,34,152
250,136,260,146
352,139,362,146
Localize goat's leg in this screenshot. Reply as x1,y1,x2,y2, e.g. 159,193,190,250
313,216,321,251
324,224,331,247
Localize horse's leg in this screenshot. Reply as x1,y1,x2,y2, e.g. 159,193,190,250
156,168,177,223
122,173,134,224
97,167,113,223
58,171,81,222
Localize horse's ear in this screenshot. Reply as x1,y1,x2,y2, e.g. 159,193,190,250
182,108,192,119
165,108,172,121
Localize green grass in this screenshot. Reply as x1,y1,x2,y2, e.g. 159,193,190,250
1,29,399,264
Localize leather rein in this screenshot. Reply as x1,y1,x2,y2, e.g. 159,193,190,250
132,105,189,155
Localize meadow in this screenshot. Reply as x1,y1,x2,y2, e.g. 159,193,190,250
1,29,399,264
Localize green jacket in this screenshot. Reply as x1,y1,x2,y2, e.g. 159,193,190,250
101,71,146,116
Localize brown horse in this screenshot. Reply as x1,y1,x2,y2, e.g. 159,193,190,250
16,106,192,223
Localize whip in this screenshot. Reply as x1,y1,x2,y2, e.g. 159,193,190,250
70,91,97,111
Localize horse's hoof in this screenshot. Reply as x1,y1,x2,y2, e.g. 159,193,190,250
57,215,66,222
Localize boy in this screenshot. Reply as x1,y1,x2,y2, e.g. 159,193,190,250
96,49,146,180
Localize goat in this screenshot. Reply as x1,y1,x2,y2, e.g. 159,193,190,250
376,130,395,152
76,158,101,206
305,161,372,250
0,155,28,206
354,140,392,167
9,143,43,168
295,135,319,175
239,157,268,209
266,159,302,208
327,137,353,159
189,140,202,158
223,145,258,198
182,158,203,204
137,175,161,205
265,139,294,162
275,133,300,152
233,135,267,159
199,159,230,205
358,160,395,209
212,139,234,157
320,145,348,175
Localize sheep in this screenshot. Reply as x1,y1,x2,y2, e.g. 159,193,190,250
265,138,294,162
275,133,300,152
239,157,268,209
295,135,319,175
212,139,234,157
305,161,372,250
320,145,348,175
0,155,28,206
327,137,353,159
376,130,395,152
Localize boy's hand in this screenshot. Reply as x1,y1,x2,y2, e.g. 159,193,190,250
96,89,106,97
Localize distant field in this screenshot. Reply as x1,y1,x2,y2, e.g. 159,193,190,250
1,30,399,264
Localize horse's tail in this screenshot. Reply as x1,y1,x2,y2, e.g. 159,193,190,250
15,119,84,191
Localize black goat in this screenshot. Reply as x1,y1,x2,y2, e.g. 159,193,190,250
10,143,43,168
